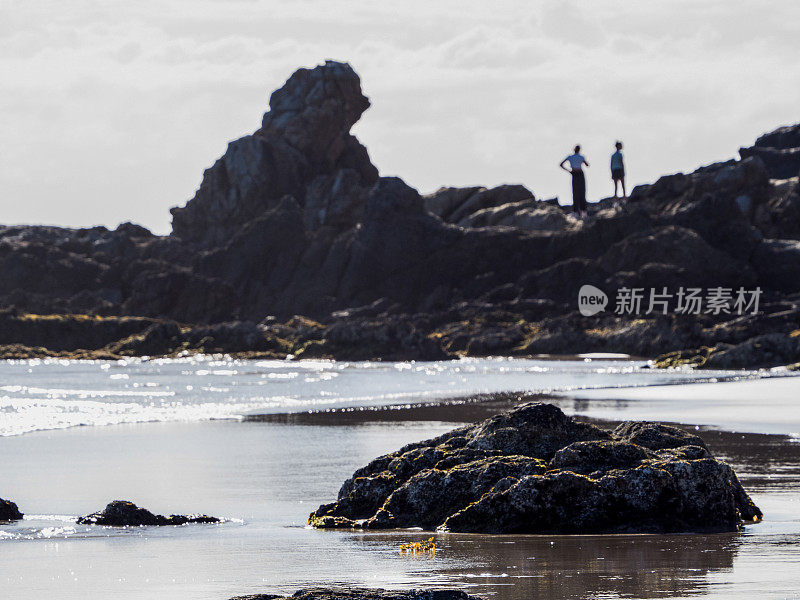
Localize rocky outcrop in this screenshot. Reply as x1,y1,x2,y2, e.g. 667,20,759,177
655,332,800,370
170,60,378,246
740,123,800,180
0,309,156,351
308,402,761,534
753,177,800,240
231,588,483,600
77,500,219,526
2,61,800,367
423,185,574,231
751,239,800,292
0,310,291,360
0,497,23,521
425,185,536,224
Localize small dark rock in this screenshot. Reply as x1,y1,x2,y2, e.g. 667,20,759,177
77,500,219,527
0,497,23,521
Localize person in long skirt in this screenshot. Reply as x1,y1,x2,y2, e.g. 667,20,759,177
560,145,589,218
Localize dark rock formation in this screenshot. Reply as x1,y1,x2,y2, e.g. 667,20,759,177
308,402,761,534
656,332,800,370
0,497,23,521
740,123,800,180
424,184,541,228
77,500,219,526
1,61,800,367
0,309,289,359
230,588,483,600
171,60,377,246
751,239,800,293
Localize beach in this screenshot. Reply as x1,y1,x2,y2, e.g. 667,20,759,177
3,4,800,599
0,357,799,599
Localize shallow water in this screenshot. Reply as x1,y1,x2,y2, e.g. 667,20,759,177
1,359,799,600
0,356,779,436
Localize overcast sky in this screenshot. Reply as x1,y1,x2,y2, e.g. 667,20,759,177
2,1,798,234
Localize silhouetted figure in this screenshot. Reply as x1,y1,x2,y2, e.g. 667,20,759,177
560,145,589,218
611,140,626,203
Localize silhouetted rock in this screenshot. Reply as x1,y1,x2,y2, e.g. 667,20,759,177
0,497,23,521
0,311,155,351
754,177,800,240
598,225,756,288
751,239,800,293
298,316,450,361
740,123,800,179
703,333,800,370
170,60,377,246
424,186,484,219
1,62,800,368
77,500,219,526
309,403,761,533
462,199,570,231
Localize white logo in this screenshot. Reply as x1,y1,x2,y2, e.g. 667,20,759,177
578,284,608,316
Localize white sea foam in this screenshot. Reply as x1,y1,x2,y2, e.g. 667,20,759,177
0,356,789,437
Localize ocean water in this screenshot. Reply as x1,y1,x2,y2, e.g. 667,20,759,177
0,356,781,437
1,358,799,600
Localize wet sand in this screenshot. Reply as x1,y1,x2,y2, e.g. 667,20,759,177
560,376,800,435
2,377,800,600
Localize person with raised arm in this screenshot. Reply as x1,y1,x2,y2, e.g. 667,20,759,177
560,145,589,218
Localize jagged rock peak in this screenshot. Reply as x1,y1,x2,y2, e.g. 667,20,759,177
169,60,378,245
257,60,371,165
263,61,369,131
740,121,800,180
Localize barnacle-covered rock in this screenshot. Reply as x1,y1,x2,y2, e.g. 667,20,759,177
309,401,761,534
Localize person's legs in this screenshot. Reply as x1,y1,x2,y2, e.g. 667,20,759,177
571,171,580,215
621,177,627,199
613,178,619,199
575,171,587,216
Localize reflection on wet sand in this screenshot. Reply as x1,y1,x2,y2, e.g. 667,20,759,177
335,531,742,600
695,428,800,493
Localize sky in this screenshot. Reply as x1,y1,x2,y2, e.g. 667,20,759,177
1,1,799,235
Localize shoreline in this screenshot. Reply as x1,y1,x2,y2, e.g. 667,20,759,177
3,375,800,600
1,355,794,439
244,370,800,434
3,307,800,372
0,354,795,440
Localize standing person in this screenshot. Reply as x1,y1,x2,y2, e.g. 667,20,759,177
611,141,626,203
560,145,589,218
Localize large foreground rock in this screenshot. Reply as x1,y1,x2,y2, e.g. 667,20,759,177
231,588,483,600
309,403,761,534
0,497,23,521
77,500,219,526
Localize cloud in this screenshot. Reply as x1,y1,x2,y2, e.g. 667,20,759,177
1,0,798,233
